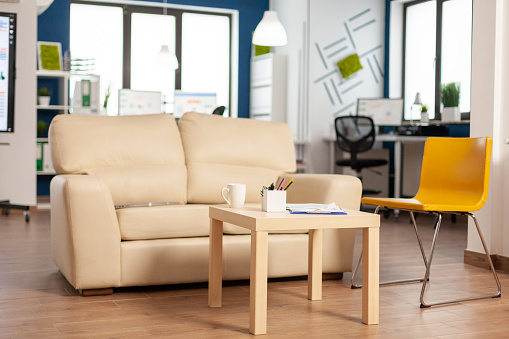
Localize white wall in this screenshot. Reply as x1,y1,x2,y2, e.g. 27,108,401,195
0,1,37,206
469,0,509,257
274,0,386,174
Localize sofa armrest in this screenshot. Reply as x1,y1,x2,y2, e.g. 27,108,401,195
280,173,362,211
278,173,363,273
50,175,121,290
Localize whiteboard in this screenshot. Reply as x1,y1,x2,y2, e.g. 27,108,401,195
357,98,404,126
118,89,162,115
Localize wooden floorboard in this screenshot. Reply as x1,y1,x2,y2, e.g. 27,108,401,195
0,210,507,338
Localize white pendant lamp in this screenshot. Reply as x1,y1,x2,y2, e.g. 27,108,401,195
252,11,287,47
37,0,54,16
157,0,179,70
157,44,179,70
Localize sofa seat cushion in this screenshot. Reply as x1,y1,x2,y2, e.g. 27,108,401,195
117,203,307,240
117,204,210,240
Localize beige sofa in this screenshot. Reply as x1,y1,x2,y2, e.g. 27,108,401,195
49,112,361,295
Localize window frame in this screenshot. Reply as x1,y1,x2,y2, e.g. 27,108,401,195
402,0,471,121
70,0,234,116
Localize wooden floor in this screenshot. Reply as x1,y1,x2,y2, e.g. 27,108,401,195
0,210,508,338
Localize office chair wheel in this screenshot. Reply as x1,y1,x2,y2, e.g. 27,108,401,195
420,304,431,309
383,209,390,219
351,285,362,289
2,208,10,216
24,210,30,223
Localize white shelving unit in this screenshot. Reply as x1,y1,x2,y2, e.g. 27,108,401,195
250,53,287,122
36,70,70,177
36,70,70,112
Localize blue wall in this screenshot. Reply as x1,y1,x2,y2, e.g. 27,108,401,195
37,0,269,119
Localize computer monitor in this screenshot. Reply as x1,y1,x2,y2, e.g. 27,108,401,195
118,89,162,115
0,12,16,133
356,98,404,126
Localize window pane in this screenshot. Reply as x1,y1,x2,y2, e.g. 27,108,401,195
441,0,472,113
131,13,176,113
404,1,436,120
181,13,230,115
70,4,123,115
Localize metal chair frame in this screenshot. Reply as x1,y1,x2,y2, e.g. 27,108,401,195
351,206,502,308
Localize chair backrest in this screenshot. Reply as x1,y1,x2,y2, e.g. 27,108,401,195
334,115,376,170
415,137,492,212
212,106,226,115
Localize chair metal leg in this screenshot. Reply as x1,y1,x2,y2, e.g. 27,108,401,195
419,212,501,308
351,207,428,289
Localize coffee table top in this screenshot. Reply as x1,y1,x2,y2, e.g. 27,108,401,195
209,205,379,232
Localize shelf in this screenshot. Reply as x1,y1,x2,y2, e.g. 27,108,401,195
36,70,70,78
37,105,68,110
37,171,56,175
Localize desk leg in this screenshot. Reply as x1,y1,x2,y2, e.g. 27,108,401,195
362,227,379,325
394,140,402,218
329,139,335,174
250,231,268,335
208,218,223,308
308,229,323,300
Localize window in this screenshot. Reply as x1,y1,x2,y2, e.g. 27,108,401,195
70,1,234,116
70,4,123,115
403,0,472,120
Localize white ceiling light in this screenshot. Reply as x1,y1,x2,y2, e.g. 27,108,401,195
157,0,179,70
157,44,179,70
252,11,287,47
37,0,54,16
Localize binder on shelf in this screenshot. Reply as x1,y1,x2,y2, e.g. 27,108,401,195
43,142,54,173
36,142,43,171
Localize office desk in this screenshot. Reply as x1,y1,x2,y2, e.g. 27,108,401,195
325,134,427,201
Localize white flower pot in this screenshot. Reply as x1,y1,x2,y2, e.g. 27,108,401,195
442,107,460,122
38,96,51,106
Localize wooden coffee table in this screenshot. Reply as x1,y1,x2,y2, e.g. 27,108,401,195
208,205,380,335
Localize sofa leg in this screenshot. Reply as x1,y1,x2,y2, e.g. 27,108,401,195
79,288,114,296
322,273,343,280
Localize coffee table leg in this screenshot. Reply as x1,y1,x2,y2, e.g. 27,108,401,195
308,229,323,300
250,230,268,335
362,226,379,325
209,218,223,308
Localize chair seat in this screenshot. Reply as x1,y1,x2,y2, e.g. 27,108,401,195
361,196,484,213
336,158,388,170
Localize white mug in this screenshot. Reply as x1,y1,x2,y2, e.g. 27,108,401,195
221,183,246,208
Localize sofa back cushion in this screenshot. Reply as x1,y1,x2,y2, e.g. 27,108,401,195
178,112,296,204
49,114,187,205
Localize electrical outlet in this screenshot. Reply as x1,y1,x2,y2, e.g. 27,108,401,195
505,139,509,144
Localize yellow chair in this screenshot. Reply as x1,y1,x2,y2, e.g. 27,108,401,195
351,137,501,307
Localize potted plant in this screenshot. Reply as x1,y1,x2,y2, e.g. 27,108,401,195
420,104,429,123
38,87,52,107
37,120,47,138
102,84,111,115
440,82,460,121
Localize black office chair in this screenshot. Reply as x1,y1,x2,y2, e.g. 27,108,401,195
212,106,226,116
334,115,388,195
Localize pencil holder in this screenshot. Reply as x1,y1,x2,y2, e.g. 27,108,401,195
261,188,286,212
